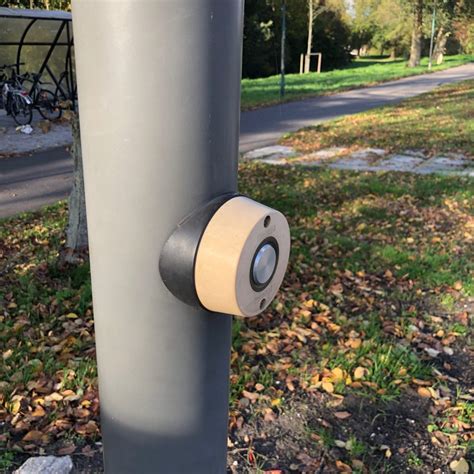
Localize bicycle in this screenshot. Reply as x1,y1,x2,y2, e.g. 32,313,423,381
19,72,62,121
0,65,62,124
0,64,33,126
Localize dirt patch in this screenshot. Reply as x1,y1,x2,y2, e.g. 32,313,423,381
227,389,472,473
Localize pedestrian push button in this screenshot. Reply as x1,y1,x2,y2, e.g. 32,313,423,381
159,194,290,317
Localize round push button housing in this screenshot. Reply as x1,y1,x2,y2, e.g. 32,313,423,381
194,196,290,317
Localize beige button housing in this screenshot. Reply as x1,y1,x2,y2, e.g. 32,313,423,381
194,196,290,317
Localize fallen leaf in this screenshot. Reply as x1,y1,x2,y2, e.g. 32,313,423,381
348,338,362,349
329,283,343,296
322,382,334,393
335,459,352,472
334,411,351,419
22,430,43,442
424,348,440,358
31,406,46,417
3,349,13,360
242,390,259,401
331,367,344,381
417,387,431,398
57,444,76,455
450,458,469,474
353,367,366,380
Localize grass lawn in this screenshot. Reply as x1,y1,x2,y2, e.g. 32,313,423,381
241,54,473,110
1,82,474,472
282,79,474,158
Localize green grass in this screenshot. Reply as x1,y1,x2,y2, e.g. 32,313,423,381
0,450,14,471
283,79,474,156
241,54,473,109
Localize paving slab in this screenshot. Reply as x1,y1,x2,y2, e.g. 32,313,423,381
416,156,470,174
375,154,426,172
242,145,296,161
250,146,474,177
256,156,289,165
328,157,377,171
14,456,73,474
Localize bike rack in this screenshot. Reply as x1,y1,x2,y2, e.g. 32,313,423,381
0,7,76,110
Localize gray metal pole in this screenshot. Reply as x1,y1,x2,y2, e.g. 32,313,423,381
280,0,286,98
71,1,244,472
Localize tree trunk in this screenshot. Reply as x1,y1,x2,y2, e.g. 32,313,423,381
408,0,424,67
305,0,313,73
433,27,449,65
65,112,88,261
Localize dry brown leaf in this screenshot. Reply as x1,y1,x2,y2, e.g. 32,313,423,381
322,382,334,393
348,338,362,349
57,444,76,455
22,430,43,442
242,390,259,401
353,367,366,380
450,458,469,474
331,368,344,382
31,406,46,417
330,283,343,296
335,459,352,472
417,387,431,398
413,378,431,386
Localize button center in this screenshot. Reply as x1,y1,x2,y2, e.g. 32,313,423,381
252,243,277,286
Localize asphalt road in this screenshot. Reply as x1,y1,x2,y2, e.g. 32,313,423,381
1,63,473,218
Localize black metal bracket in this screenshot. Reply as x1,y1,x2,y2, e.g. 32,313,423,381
159,193,239,307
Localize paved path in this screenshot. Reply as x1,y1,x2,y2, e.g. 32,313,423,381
239,63,474,151
1,63,473,218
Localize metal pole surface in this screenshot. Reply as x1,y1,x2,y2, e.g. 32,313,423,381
72,1,244,472
280,0,286,98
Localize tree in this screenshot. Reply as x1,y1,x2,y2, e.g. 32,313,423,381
305,0,329,71
242,0,351,78
351,0,378,55
63,112,88,262
242,0,276,78
351,0,412,57
408,0,425,67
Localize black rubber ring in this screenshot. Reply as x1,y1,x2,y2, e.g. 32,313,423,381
249,237,279,292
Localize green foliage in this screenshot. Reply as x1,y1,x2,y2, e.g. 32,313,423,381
0,0,71,9
243,0,352,78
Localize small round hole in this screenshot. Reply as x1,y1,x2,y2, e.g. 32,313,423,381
260,298,267,310
264,216,271,228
